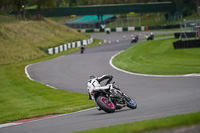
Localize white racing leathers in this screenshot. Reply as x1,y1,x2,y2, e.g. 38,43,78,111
87,75,112,110
87,75,112,100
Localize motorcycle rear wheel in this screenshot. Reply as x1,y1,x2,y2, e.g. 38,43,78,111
96,96,116,113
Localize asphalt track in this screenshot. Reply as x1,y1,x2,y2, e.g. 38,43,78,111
1,32,200,133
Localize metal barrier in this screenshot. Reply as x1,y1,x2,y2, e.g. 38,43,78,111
46,37,93,54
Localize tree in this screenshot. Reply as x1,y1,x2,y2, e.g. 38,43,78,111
69,0,76,7
196,0,200,16
0,0,5,11
13,0,28,19
0,0,28,18
30,0,57,20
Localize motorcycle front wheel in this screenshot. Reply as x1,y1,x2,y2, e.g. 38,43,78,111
96,96,116,113
124,95,137,109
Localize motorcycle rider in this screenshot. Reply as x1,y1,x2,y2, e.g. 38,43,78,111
87,74,113,110
80,45,85,54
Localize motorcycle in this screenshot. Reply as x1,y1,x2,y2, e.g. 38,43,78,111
146,33,154,41
131,35,139,43
80,45,85,54
93,82,137,113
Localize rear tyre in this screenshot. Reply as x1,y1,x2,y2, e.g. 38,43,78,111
96,96,116,113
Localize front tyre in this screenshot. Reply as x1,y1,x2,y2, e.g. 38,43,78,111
124,95,137,109
96,96,116,113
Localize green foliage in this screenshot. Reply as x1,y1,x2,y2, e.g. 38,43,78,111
25,5,37,9
31,0,57,8
140,12,199,26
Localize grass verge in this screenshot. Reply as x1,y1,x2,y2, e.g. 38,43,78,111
0,38,102,124
76,111,200,133
112,38,200,75
0,17,89,65
154,33,174,38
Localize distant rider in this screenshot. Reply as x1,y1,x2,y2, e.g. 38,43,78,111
80,45,85,54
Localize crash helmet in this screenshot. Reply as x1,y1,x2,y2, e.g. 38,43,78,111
89,75,96,79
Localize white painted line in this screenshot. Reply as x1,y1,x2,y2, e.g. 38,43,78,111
0,108,96,129
23,61,96,129
25,64,34,81
19,107,96,124
0,123,21,128
109,51,200,77
25,63,59,90
45,84,58,89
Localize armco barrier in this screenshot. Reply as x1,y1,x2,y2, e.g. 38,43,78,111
78,26,145,33
173,39,200,49
46,37,93,54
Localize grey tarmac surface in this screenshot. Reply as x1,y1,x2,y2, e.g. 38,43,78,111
1,31,200,133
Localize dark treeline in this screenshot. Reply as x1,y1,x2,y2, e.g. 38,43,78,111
74,0,196,6
0,0,56,19
0,0,198,20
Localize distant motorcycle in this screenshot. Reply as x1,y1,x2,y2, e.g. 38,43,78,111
94,82,137,113
80,45,85,54
131,35,139,43
146,32,154,41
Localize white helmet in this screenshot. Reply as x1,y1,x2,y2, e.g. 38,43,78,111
89,75,96,79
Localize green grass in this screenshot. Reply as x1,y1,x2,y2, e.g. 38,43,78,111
0,16,104,123
148,28,181,32
154,33,174,38
0,17,89,65
113,38,200,75
0,64,94,123
0,14,19,24
0,38,102,124
76,111,200,133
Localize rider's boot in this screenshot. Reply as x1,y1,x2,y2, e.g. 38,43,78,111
94,101,101,111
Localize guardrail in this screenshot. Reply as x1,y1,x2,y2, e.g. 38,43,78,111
46,37,93,54
77,26,145,33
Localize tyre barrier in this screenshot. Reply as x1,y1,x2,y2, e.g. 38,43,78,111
46,37,93,54
174,32,196,38
173,39,200,49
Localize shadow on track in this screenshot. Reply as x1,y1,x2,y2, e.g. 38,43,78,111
91,107,136,116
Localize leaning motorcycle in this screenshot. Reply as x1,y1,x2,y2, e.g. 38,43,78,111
93,82,137,113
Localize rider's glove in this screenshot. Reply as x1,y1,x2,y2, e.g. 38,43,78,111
107,84,111,89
